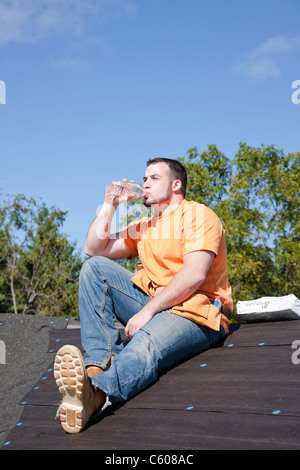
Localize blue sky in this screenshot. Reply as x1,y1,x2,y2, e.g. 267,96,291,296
0,0,299,256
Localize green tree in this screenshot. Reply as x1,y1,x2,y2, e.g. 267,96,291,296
230,143,300,299
0,194,82,317
179,145,231,210
180,144,300,314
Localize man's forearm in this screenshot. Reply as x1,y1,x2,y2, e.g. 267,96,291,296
84,201,116,256
124,265,206,339
143,266,205,317
124,250,215,339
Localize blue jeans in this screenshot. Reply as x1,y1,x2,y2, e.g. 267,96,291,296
79,256,224,406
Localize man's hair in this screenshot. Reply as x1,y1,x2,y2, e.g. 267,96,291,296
146,158,187,197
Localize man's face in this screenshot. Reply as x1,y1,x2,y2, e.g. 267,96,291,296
143,162,173,208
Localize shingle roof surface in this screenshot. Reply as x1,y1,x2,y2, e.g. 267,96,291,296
1,314,300,450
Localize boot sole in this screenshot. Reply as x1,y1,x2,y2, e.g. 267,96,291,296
54,345,87,433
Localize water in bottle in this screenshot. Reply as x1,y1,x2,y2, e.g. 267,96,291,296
105,181,146,198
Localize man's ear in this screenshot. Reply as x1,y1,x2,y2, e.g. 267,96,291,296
172,179,182,193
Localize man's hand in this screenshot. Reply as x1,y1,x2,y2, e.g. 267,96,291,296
84,178,135,258
125,308,154,339
105,179,135,208
124,287,165,339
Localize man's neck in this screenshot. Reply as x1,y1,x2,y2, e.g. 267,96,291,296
152,195,184,217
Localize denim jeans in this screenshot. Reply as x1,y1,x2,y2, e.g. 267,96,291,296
79,256,225,406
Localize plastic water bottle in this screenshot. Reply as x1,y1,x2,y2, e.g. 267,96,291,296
105,181,146,198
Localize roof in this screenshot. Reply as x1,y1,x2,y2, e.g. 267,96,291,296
1,313,300,450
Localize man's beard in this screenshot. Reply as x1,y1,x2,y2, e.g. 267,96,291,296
143,183,173,208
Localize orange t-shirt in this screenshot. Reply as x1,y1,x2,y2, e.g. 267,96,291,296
120,199,232,334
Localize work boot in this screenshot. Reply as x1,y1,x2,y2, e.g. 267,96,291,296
86,355,114,377
54,345,106,434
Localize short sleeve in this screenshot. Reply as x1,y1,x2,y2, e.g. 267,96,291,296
118,220,141,259
182,204,223,257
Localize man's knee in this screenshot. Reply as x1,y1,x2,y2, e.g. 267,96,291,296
80,256,107,281
80,256,123,286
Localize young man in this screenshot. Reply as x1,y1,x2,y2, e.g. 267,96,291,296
54,158,233,433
